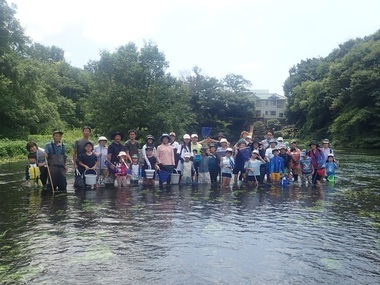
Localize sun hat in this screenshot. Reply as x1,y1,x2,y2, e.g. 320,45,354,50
84,141,93,148
145,146,153,151
220,138,228,143
269,138,277,144
322,139,330,144
291,139,297,144
146,134,155,141
209,143,216,148
279,145,287,150
169,132,176,136
252,150,259,155
132,154,138,159
183,134,191,140
160,133,171,142
112,131,124,140
272,148,279,154
184,152,191,158
52,130,63,136
309,140,320,147
237,138,247,146
118,151,127,157
277,137,284,142
98,136,108,142
327,153,334,157
191,134,198,138
226,147,233,152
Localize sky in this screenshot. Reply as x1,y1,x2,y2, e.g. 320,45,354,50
7,0,380,94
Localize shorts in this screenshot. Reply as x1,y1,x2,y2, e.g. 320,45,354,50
270,172,281,181
233,164,245,175
222,173,232,178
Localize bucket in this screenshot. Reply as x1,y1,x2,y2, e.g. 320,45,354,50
145,169,155,179
171,173,180,184
327,175,335,183
84,169,97,186
158,170,170,183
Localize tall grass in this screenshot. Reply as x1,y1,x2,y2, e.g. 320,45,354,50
0,129,98,164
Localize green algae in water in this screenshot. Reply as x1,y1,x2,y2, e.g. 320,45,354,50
321,258,342,270
203,222,224,236
84,245,114,261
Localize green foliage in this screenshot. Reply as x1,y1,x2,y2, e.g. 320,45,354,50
284,29,380,147
266,119,282,131
253,121,265,139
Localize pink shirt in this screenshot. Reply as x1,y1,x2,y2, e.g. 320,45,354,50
157,144,175,165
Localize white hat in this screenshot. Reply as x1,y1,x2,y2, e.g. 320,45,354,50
191,134,198,138
183,134,191,139
226,147,233,152
252,150,259,155
220,138,228,143
277,137,284,142
98,136,108,142
118,151,127,157
246,135,252,139
184,152,191,158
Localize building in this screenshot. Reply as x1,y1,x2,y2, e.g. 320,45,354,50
250,89,287,121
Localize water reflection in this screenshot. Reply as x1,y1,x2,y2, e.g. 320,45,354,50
0,154,380,284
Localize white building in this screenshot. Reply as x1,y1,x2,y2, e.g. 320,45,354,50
250,89,287,121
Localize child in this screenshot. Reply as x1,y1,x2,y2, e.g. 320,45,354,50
25,153,43,187
268,148,285,184
220,148,235,187
142,146,159,186
233,139,250,183
208,144,220,183
194,147,211,184
130,154,140,185
181,153,195,184
94,136,108,186
325,154,339,182
109,151,130,187
244,150,266,187
300,150,314,186
78,142,98,188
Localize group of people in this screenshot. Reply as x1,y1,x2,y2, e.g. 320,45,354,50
24,127,339,191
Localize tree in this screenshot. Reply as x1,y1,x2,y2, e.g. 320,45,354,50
222,73,252,94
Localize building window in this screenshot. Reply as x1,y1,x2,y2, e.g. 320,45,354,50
256,101,262,107
270,111,276,116
277,101,284,108
279,113,284,118
265,111,268,115
271,100,276,106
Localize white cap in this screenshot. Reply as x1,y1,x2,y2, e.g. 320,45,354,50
226,148,233,152
277,137,284,142
98,136,108,142
183,134,191,139
191,134,198,138
252,150,259,155
184,152,191,158
118,151,127,157
220,138,228,143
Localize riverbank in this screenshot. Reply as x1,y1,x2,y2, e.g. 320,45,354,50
0,129,97,164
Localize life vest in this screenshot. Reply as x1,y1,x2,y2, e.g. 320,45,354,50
28,165,43,187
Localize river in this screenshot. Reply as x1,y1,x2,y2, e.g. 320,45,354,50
0,150,379,284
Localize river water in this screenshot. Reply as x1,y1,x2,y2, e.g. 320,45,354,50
1,151,379,284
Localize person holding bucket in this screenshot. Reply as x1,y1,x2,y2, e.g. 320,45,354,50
78,141,98,188
142,146,159,186
156,133,175,185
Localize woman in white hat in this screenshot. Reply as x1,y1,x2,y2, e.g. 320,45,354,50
94,136,108,186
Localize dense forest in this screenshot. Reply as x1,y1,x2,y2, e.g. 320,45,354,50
1,0,379,148
284,30,380,148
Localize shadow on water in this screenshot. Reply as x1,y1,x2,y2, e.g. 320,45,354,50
0,153,380,284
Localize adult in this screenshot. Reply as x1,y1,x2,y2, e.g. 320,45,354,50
169,132,180,151
261,130,275,149
156,133,176,185
233,139,250,183
208,143,220,183
73,126,93,169
190,134,202,153
125,129,140,163
44,130,68,192
288,139,301,182
279,145,291,177
322,139,334,156
176,134,192,176
26,141,47,186
264,138,278,183
276,137,285,149
252,139,266,184
308,140,327,185
107,131,125,165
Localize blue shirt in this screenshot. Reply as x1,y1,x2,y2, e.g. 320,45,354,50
45,142,65,155
300,157,313,174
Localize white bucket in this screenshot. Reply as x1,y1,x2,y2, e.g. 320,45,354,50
145,169,155,179
84,169,97,185
170,173,180,184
